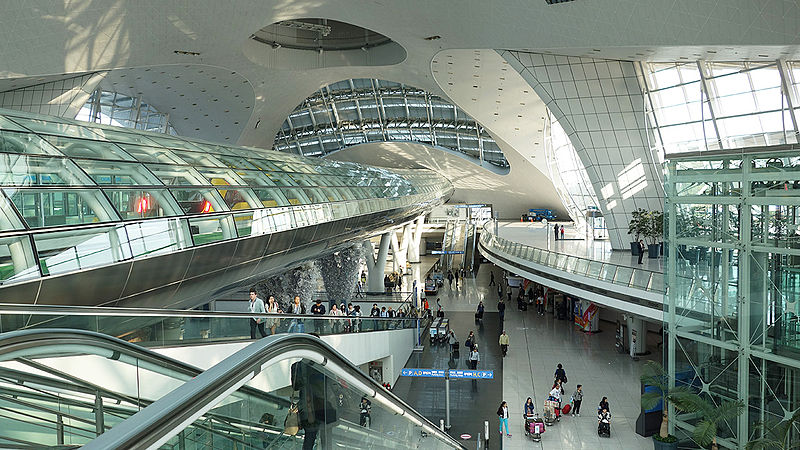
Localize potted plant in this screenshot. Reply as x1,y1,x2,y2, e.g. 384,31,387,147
645,211,664,259
671,394,744,450
628,208,648,255
640,361,690,450
746,409,800,449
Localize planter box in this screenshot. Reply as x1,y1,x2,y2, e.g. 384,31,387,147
631,241,641,255
648,244,660,259
652,437,678,450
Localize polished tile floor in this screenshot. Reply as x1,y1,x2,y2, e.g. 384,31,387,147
495,221,664,274
414,261,658,449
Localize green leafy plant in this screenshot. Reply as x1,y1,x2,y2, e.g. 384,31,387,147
628,208,648,242
644,211,664,245
671,394,745,450
746,409,800,450
640,361,692,440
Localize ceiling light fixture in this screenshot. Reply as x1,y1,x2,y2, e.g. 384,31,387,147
173,50,201,56
424,35,441,41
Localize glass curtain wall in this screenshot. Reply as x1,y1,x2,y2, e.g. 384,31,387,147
544,112,602,235
274,78,509,168
665,148,800,448
0,108,452,287
641,61,799,156
75,89,178,135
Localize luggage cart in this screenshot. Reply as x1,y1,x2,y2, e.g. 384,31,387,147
524,414,545,442
435,319,449,345
429,317,441,345
543,400,559,426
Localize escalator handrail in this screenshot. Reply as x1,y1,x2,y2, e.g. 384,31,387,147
83,333,465,450
0,329,287,408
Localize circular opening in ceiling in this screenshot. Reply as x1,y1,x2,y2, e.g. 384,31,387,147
252,18,392,51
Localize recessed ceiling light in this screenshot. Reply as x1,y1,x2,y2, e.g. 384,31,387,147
423,35,441,41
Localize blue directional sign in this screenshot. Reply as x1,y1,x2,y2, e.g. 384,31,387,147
448,370,494,379
400,369,494,379
431,250,465,255
401,368,447,378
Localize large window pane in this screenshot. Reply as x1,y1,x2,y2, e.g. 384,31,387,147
170,188,227,214
34,226,132,276
43,136,135,161
146,164,207,185
104,189,182,220
251,188,288,207
0,236,39,284
170,150,224,168
87,126,161,146
74,160,162,186
0,131,62,156
217,187,260,210
116,144,184,164
8,117,105,140
0,154,93,186
5,188,120,228
197,168,246,186
0,194,25,231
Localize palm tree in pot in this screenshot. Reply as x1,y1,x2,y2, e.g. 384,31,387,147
670,394,744,450
640,361,691,449
746,409,800,450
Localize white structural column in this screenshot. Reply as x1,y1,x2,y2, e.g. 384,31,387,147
627,316,646,357
390,225,411,274
363,232,392,294
407,215,426,264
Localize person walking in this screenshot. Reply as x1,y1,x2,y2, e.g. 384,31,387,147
554,223,559,240
248,289,267,339
571,384,583,416
454,269,459,288
447,270,454,289
498,299,506,322
499,330,510,357
554,363,568,391
598,396,610,412
469,344,481,369
489,271,495,286
497,401,511,437
560,225,565,240
475,301,485,322
464,331,475,352
448,330,459,354
637,239,645,264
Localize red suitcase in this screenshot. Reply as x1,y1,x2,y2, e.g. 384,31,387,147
562,403,571,415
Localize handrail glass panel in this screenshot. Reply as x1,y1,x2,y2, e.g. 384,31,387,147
188,214,237,245
0,154,93,186
125,218,192,258
33,225,132,276
0,236,39,284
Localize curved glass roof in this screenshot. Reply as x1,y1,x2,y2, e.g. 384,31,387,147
273,78,510,168
0,107,451,285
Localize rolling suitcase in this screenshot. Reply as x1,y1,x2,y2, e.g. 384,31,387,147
561,403,571,415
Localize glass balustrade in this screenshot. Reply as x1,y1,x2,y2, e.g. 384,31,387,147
480,223,664,294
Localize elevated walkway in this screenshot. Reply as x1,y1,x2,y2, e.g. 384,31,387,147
479,221,665,320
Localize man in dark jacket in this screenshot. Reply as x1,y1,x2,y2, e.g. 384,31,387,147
498,300,506,322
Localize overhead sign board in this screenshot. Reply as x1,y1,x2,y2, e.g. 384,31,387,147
431,250,465,255
400,369,494,379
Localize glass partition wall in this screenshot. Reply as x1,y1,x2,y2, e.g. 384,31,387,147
0,108,452,286
665,146,800,448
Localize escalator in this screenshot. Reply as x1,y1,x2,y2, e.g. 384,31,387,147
0,330,462,449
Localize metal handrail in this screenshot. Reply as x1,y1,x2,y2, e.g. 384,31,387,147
480,222,664,294
0,303,420,321
84,334,465,449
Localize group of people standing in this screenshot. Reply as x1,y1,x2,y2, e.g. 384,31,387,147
446,267,467,289
248,289,381,338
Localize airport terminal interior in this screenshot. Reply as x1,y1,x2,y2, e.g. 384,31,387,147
1,1,800,448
